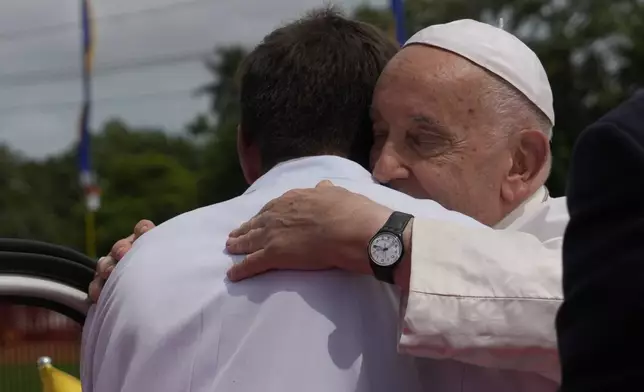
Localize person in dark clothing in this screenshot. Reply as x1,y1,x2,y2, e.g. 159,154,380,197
557,92,644,391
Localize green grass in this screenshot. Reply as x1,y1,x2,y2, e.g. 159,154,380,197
0,364,79,392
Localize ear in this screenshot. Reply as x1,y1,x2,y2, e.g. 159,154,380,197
500,129,549,204
237,125,262,184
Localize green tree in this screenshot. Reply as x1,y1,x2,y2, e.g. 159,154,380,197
0,145,85,247
186,113,215,138
196,46,249,205
0,120,206,253
198,47,247,126
96,152,198,254
92,120,202,254
353,4,396,38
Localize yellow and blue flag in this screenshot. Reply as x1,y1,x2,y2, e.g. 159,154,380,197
78,0,95,190
390,0,406,45
78,0,100,258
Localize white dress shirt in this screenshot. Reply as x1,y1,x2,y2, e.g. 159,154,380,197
81,155,485,392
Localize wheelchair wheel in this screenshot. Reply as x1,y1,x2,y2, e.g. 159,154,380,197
0,239,96,324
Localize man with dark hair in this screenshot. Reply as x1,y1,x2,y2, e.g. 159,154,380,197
238,9,396,171
81,9,484,392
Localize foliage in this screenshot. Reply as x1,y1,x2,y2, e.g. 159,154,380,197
2,0,644,255
195,46,249,205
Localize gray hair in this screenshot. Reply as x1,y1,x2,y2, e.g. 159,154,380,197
485,73,553,179
486,73,553,139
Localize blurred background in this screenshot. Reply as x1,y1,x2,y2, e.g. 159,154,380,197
1,0,643,388
2,0,644,256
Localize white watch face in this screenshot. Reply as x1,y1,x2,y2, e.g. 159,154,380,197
369,233,403,267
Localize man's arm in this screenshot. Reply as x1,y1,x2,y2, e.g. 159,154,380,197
223,185,563,380
93,186,563,379
332,214,561,380
397,220,561,381
557,94,644,391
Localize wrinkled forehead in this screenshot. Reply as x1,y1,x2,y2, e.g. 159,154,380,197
380,45,482,84
373,45,491,125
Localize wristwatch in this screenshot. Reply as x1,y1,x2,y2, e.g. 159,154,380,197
368,211,414,284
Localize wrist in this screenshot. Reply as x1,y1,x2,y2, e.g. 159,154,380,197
345,205,393,275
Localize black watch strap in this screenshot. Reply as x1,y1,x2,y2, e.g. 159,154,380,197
382,211,414,234
371,264,396,284
370,212,413,284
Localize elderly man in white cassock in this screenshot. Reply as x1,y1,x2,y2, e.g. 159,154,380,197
92,20,565,392
225,20,566,390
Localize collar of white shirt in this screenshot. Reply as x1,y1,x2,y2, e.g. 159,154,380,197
494,186,550,229
243,155,375,195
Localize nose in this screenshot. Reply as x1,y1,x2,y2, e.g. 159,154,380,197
372,145,409,183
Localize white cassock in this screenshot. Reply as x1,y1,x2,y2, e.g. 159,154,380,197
395,19,568,391
81,156,565,392
401,186,566,391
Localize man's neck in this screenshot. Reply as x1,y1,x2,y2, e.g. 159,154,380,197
259,152,356,176
245,155,374,195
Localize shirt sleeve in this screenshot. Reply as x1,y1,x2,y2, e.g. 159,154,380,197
398,219,563,382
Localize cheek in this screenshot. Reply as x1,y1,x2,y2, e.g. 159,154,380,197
418,156,461,183
408,161,474,209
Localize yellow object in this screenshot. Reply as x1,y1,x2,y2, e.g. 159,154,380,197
85,209,96,259
38,357,82,392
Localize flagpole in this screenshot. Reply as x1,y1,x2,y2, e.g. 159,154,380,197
85,208,96,258
390,0,406,46
79,0,99,259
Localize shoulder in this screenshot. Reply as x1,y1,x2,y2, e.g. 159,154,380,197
91,200,245,337
107,196,251,288
568,100,644,213
591,91,644,144
571,91,644,172
135,195,252,251
513,195,569,245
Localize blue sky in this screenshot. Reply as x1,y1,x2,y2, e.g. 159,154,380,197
0,0,387,158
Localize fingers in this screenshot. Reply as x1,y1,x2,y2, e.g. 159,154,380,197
97,256,116,280
134,219,155,239
110,234,134,261
89,219,155,304
226,227,266,255
226,250,269,282
316,180,334,188
88,278,103,303
229,214,265,238
228,219,252,239
88,256,117,303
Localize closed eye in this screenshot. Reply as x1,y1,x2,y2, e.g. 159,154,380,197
406,128,454,157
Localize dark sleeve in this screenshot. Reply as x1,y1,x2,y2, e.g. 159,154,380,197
557,94,644,392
